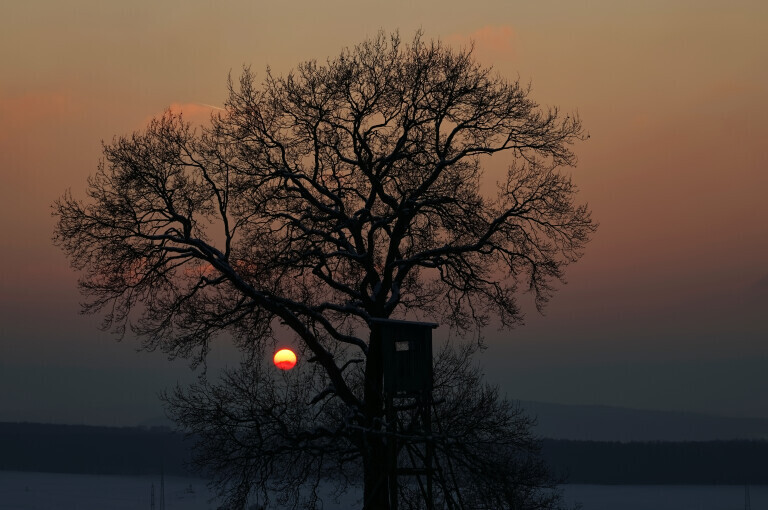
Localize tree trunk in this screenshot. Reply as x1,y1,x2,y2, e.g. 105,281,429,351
363,325,390,510
363,437,390,510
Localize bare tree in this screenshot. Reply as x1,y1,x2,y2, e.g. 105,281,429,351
163,342,566,510
54,32,595,509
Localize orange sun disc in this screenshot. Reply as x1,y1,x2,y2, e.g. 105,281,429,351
273,348,297,370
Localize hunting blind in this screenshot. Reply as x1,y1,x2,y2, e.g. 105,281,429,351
374,318,437,395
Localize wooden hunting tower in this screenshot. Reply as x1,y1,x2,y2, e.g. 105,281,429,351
375,318,437,395
371,318,438,510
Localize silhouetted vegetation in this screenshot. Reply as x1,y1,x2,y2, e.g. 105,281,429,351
54,30,595,509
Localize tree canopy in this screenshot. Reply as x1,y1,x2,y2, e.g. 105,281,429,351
55,32,595,509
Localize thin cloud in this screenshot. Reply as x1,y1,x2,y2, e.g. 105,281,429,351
0,90,75,137
192,102,225,111
446,25,517,61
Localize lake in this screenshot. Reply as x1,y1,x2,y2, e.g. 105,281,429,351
1,471,764,509
562,484,764,510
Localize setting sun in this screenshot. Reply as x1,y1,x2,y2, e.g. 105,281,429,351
273,348,297,370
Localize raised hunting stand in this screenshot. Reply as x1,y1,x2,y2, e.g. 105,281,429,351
372,318,438,510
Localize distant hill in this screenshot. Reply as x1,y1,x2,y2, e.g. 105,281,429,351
519,400,768,441
0,422,192,476
137,401,768,442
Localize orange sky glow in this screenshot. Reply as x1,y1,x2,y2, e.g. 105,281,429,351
1,0,766,425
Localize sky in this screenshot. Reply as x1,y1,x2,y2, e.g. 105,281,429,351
1,0,766,426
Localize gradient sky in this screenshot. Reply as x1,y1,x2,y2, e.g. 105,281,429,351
1,0,766,426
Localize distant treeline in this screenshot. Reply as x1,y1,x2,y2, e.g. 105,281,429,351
2,423,768,484
0,422,192,476
542,439,768,484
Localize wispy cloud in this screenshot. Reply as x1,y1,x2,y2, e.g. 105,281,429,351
0,90,75,137
446,25,516,61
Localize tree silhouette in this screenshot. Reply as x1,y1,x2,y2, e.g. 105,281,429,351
55,32,595,509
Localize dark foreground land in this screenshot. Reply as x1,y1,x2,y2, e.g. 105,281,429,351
2,422,767,484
